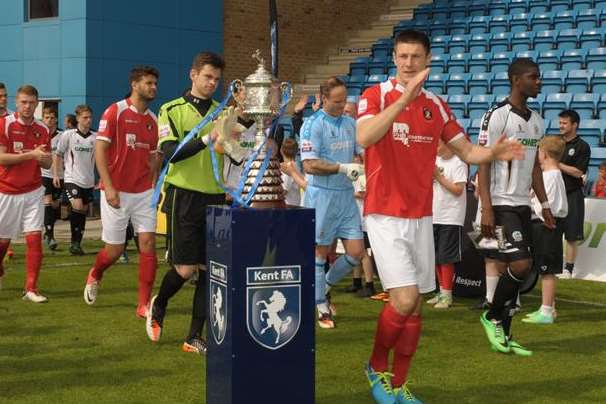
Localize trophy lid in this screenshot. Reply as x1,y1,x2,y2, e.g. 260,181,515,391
244,50,276,86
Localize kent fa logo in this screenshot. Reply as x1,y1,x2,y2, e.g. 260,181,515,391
246,265,301,350
209,261,228,345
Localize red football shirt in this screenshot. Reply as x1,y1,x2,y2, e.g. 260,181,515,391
0,113,51,194
357,80,466,218
97,99,158,193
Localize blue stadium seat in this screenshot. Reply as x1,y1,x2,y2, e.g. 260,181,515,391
580,29,603,49
490,32,511,53
598,94,606,119
590,147,606,165
366,74,387,85
491,71,511,95
537,50,562,71
553,10,576,30
338,75,350,83
449,35,469,54
448,53,468,73
489,15,510,34
574,0,593,12
577,120,606,143
546,119,561,135
512,31,534,52
387,66,397,77
527,94,546,115
508,0,529,15
469,119,483,138
431,35,449,55
516,50,538,61
348,74,366,85
470,34,490,53
469,16,489,34
565,69,592,93
561,49,587,71
587,47,606,70
469,73,492,95
349,57,369,76
450,18,469,35
490,53,512,73
592,70,606,93
431,54,447,73
447,73,469,95
448,95,471,119
346,87,362,98
556,29,579,50
543,93,572,119
534,30,557,51
430,20,449,36
488,1,508,16
413,6,432,21
530,13,553,32
469,53,490,73
510,13,530,33
577,9,599,30
529,0,550,14
468,95,496,119
541,70,566,93
449,5,468,20
547,0,569,13
571,93,600,119
432,6,450,21
457,118,470,134
469,0,488,17
426,73,448,95
372,38,393,59
368,57,388,75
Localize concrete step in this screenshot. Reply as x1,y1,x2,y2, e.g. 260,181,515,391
354,26,395,40
310,63,350,75
328,53,370,64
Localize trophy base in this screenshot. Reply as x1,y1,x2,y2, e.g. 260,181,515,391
241,156,286,209
249,200,287,209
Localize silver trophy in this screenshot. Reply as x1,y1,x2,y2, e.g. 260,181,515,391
232,50,292,208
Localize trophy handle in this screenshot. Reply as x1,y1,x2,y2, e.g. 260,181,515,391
232,79,245,108
278,82,292,110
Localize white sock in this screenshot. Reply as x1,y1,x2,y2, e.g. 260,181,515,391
516,293,521,307
441,289,452,299
485,275,499,303
540,305,554,316
317,302,330,314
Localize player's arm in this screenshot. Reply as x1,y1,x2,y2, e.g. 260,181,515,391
531,151,556,229
448,134,525,164
434,167,465,196
0,144,50,166
281,161,307,190
559,144,589,178
357,68,430,148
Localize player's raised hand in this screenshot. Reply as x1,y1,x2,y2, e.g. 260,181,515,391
398,68,430,107
338,163,364,181
293,95,309,114
491,134,525,161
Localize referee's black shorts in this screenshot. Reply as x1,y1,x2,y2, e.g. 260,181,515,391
161,185,225,266
563,188,585,242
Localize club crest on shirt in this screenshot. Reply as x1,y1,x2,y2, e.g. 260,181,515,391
423,107,432,120
13,141,23,152
568,148,575,156
146,123,153,131
392,122,410,147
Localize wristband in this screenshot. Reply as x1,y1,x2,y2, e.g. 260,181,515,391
541,201,550,209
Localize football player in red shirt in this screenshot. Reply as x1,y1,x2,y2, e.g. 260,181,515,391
0,85,52,302
83,66,161,318
356,30,524,403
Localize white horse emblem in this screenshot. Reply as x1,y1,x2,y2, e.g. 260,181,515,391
256,290,292,344
212,287,225,336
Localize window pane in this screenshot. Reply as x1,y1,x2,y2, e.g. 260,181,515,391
29,0,58,19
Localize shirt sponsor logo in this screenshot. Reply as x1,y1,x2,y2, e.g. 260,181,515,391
330,140,353,152
517,138,539,147
158,124,171,138
358,99,368,114
392,122,410,147
478,130,488,146
301,140,313,153
99,120,108,132
126,133,137,149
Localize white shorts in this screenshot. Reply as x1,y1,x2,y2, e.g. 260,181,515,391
366,214,436,293
0,187,45,239
100,189,157,244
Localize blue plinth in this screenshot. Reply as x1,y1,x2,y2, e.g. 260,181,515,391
206,206,316,404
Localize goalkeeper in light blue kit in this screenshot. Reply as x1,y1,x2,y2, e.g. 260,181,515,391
300,76,365,329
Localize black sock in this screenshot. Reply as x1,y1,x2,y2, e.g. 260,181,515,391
352,277,362,289
155,268,187,310
188,270,207,341
501,297,518,337
70,210,86,243
488,269,523,322
44,205,54,237
565,262,574,273
365,281,375,294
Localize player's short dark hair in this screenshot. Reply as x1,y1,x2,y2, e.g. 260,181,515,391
75,104,92,116
599,161,606,170
0,82,5,91
192,52,225,72
16,84,38,98
65,113,77,127
129,65,159,84
320,76,346,98
42,106,57,117
559,109,580,126
394,29,431,55
280,138,298,159
508,58,540,83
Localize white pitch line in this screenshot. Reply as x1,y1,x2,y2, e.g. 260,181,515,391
526,293,606,308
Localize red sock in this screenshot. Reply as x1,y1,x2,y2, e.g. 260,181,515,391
435,265,443,289
24,233,43,292
90,248,115,281
0,240,10,277
137,251,157,308
370,303,408,372
440,263,454,291
392,314,422,387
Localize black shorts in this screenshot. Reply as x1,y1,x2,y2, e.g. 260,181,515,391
64,182,94,204
363,231,371,250
532,218,565,275
42,177,63,200
162,185,226,266
563,188,585,241
484,205,533,263
433,224,463,264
